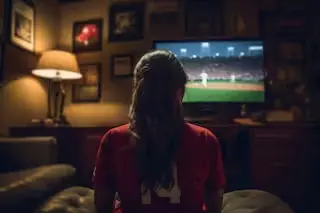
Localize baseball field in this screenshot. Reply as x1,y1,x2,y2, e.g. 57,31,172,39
183,80,265,103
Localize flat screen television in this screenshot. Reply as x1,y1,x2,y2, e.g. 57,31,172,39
153,39,265,104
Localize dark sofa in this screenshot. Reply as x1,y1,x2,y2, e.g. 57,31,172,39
0,137,76,213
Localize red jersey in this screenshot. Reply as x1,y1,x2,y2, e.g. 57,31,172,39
93,122,225,213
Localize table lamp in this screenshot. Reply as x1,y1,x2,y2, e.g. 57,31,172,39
32,50,82,125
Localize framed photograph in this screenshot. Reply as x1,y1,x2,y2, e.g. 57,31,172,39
9,0,35,53
72,63,102,103
108,3,145,42
72,19,103,53
111,54,133,78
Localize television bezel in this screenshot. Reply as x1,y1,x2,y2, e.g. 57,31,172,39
152,38,267,106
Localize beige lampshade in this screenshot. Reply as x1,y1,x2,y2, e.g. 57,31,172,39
32,50,82,80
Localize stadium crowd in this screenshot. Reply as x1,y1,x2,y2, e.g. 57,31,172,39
180,56,264,82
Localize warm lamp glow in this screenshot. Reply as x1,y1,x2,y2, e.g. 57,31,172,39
32,50,82,80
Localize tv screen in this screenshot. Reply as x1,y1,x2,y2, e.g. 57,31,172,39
153,40,265,103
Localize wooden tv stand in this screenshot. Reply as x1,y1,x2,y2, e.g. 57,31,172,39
9,120,319,212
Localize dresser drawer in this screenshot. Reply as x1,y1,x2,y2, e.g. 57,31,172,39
251,129,299,161
252,140,298,161
252,161,294,189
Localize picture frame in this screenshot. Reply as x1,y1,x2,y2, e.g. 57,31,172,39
9,0,35,53
111,54,133,78
72,63,102,103
184,0,224,37
108,3,145,42
72,18,103,53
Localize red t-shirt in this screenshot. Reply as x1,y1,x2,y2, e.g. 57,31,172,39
93,122,225,213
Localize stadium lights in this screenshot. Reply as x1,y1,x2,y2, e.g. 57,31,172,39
227,46,235,51
201,42,209,47
180,48,187,53
192,55,197,58
215,53,220,56
240,52,245,56
248,46,263,50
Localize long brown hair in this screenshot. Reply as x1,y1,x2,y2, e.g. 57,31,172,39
129,50,187,191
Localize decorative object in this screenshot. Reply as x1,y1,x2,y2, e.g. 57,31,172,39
9,0,35,52
72,63,101,102
233,14,246,35
32,50,82,125
72,19,103,53
184,0,224,37
108,3,145,42
111,54,133,78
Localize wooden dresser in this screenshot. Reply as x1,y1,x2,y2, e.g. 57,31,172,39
248,123,319,213
9,122,319,212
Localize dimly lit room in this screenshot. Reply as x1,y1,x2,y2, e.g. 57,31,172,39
0,0,319,213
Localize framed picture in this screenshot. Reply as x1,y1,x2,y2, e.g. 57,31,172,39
72,63,102,103
111,54,133,78
108,3,145,42
9,0,35,53
72,19,103,53
184,0,224,37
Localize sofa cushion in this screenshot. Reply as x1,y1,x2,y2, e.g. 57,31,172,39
0,164,76,208
222,190,294,213
36,187,95,213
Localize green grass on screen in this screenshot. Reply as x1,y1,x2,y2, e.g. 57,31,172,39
183,81,265,103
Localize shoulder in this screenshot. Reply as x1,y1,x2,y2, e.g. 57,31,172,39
100,124,131,149
108,124,130,135
184,122,219,148
184,122,217,140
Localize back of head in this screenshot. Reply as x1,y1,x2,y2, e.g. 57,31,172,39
129,50,187,190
